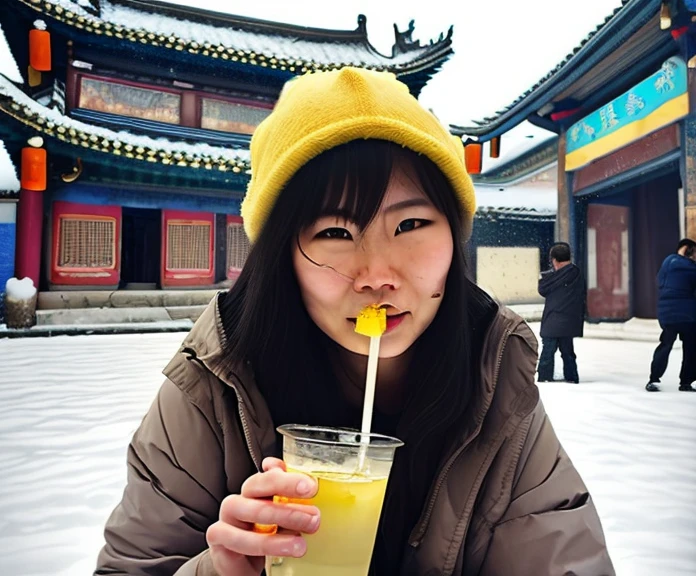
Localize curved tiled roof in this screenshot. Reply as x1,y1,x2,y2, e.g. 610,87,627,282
450,0,660,139
0,74,251,173
17,0,453,76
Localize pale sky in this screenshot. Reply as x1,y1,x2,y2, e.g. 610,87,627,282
153,0,624,127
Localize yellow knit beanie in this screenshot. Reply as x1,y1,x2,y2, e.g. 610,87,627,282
241,67,476,243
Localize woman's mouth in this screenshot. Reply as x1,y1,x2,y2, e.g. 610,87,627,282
349,312,408,334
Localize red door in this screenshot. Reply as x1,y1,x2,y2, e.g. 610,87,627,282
586,204,630,319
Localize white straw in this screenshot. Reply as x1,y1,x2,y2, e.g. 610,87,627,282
357,335,381,471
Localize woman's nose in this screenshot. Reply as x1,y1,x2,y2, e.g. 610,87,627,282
352,246,399,293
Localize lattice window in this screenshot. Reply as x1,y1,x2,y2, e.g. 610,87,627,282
167,221,211,270
58,217,115,268
227,222,251,271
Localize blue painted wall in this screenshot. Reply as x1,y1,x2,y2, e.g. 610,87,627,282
51,183,243,215
0,222,16,324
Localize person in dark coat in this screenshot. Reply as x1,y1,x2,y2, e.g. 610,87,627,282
537,242,585,383
646,238,696,392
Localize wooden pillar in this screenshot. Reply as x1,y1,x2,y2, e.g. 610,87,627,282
15,189,43,286
15,148,46,287
682,53,696,239
556,130,571,243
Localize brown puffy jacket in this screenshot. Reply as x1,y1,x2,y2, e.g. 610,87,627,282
95,296,615,576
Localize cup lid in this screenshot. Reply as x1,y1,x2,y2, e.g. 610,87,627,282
277,424,403,448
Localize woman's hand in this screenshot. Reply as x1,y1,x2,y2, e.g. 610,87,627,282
206,457,320,575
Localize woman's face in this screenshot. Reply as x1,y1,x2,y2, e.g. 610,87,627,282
293,162,454,358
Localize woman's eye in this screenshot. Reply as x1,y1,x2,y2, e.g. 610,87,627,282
395,219,428,235
316,227,353,240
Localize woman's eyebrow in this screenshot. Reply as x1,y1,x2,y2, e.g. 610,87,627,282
382,198,431,214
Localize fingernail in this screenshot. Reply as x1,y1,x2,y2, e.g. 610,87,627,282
297,479,313,495
292,540,306,557
308,514,320,530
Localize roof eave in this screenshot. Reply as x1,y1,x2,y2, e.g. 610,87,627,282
450,0,663,141
14,0,453,74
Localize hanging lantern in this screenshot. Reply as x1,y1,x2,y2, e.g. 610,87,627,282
21,146,47,191
465,142,483,175
490,136,501,159
29,29,51,72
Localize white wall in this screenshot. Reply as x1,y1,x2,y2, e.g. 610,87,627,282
476,246,542,304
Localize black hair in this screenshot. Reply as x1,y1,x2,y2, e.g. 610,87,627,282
550,241,572,263
677,238,695,257
219,139,486,570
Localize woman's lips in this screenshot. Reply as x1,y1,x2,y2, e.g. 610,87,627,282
385,312,407,332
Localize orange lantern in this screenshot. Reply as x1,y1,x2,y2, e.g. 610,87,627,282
21,147,47,191
465,142,483,175
29,29,51,72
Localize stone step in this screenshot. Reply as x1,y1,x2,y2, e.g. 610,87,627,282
35,305,207,326
0,320,194,338
38,289,221,310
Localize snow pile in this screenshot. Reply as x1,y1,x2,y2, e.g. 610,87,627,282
33,19,48,31
4,277,38,329
5,277,37,300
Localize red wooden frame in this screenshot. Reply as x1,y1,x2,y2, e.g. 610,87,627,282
50,200,121,287
161,209,215,287
66,64,273,129
226,215,244,280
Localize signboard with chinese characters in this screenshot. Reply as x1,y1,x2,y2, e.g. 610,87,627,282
565,57,689,171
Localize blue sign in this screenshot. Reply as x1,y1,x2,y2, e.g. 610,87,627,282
566,57,688,160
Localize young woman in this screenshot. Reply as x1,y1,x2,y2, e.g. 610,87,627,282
95,68,615,576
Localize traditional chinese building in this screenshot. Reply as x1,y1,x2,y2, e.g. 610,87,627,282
452,0,696,321
470,135,558,305
0,0,453,303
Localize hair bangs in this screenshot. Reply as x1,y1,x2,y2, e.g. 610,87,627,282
292,140,399,233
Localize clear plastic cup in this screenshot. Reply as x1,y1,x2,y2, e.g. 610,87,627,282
266,424,403,576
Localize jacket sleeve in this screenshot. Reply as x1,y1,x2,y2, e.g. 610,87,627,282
537,271,554,297
95,379,226,576
479,400,615,576
656,257,670,289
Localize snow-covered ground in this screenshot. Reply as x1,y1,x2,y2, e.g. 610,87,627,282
0,327,694,576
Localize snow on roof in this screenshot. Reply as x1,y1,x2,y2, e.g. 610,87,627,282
0,24,23,84
35,0,444,69
479,122,557,175
0,140,20,193
0,73,250,169
98,1,435,68
39,0,93,17
475,183,557,215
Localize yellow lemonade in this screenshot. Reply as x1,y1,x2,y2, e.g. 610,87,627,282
268,470,388,576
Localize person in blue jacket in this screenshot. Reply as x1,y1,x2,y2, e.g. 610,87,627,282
646,238,696,392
